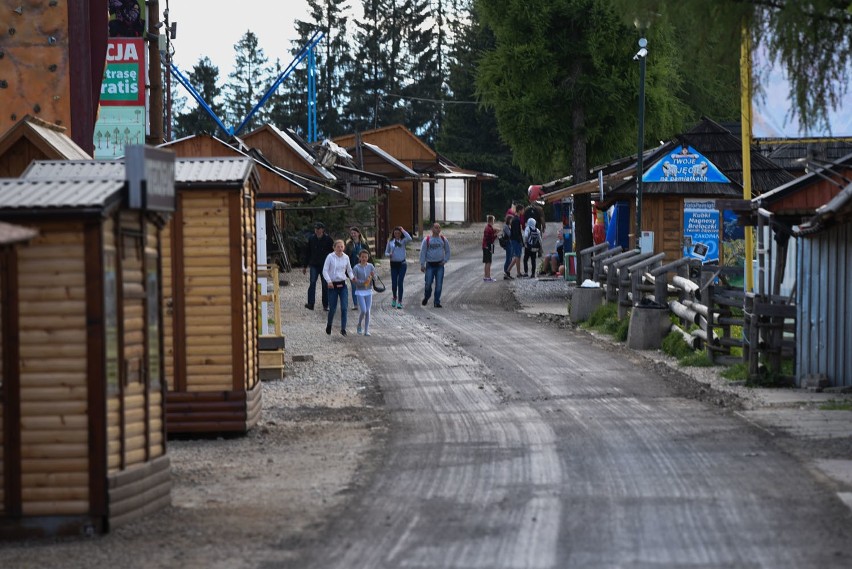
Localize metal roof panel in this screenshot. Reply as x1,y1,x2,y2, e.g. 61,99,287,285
0,179,125,209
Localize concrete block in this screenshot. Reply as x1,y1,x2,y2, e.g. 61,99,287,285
627,306,670,350
568,286,604,324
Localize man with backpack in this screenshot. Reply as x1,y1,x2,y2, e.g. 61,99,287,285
419,222,451,308
523,218,542,278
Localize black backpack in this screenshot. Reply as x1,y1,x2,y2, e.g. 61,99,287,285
498,231,509,249
526,228,541,252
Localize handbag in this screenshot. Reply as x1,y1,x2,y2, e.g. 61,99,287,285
372,273,386,293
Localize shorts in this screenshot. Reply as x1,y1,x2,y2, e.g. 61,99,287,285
482,247,493,263
510,240,523,258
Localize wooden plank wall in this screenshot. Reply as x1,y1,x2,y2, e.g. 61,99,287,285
183,191,234,391
18,223,89,516
105,217,121,473
1,248,5,513
161,217,175,392
241,188,258,393
146,222,164,459
643,197,685,261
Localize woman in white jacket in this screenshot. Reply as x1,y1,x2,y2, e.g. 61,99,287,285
322,239,355,335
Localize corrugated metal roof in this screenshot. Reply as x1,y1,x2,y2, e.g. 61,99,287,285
362,142,419,178
22,157,255,186
0,179,124,210
0,221,38,245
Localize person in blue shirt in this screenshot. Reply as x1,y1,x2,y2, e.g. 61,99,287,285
384,226,412,308
419,223,451,308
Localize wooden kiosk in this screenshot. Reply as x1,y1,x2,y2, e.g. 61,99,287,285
0,149,175,537
22,157,263,436
161,157,261,434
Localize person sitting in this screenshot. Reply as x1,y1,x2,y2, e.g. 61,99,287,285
540,239,564,276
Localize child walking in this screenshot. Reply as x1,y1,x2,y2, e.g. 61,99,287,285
352,249,376,336
384,225,412,308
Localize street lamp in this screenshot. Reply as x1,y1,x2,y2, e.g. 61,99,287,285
634,37,648,250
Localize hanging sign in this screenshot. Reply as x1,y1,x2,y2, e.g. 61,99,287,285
642,145,730,183
683,199,720,263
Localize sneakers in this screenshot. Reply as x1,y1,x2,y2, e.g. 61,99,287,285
503,273,513,280
391,299,398,308
421,297,428,306
325,324,331,335
357,326,362,335
305,303,314,310
434,303,442,308
352,306,359,311
341,329,347,336
396,302,402,309
364,331,371,337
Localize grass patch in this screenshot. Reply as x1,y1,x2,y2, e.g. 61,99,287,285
662,331,695,359
819,401,852,411
678,352,715,367
722,362,748,381
581,302,630,342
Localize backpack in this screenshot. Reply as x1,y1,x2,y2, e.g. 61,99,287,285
498,232,509,249
526,228,541,252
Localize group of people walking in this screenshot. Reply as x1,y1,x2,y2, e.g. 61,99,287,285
302,222,451,336
484,204,546,281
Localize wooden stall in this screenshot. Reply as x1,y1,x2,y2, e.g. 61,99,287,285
162,157,261,434
0,155,175,537
22,156,263,435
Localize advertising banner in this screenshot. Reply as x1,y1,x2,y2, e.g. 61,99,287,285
683,199,720,264
95,37,146,158
643,146,730,184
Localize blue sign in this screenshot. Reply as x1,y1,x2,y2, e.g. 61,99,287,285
643,145,730,183
683,199,720,263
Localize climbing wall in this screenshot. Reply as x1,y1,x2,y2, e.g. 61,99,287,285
0,1,72,135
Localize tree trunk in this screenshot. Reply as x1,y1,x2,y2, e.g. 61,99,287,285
572,89,593,258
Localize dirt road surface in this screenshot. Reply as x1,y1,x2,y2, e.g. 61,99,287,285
2,225,851,568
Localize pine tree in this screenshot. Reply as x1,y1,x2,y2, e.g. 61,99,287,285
437,4,534,216
225,31,272,135
173,57,228,138
345,0,390,131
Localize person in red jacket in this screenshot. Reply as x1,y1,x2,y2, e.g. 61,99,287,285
482,215,498,281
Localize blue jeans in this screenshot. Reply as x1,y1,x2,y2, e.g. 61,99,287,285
327,284,348,330
307,265,328,308
503,245,512,273
390,261,407,301
424,263,444,305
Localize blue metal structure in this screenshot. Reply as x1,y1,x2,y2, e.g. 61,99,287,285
169,30,325,138
307,46,318,142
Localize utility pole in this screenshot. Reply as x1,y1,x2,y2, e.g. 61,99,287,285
146,0,163,145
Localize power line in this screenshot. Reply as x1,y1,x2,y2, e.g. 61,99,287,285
385,93,479,105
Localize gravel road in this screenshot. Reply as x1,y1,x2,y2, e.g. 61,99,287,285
2,224,850,569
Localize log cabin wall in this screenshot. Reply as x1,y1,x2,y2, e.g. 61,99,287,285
164,172,261,435
0,247,8,515
18,221,90,517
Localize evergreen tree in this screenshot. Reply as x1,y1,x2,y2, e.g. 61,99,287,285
611,0,852,134
400,0,442,144
345,0,391,130
475,0,692,252
286,0,354,139
173,57,228,138
437,3,533,215
225,31,272,135
266,57,305,136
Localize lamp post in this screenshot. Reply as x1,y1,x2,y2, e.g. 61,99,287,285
634,37,648,250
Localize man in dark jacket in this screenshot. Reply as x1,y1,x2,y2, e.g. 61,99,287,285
303,222,334,310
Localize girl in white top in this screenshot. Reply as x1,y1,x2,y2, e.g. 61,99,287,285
322,239,355,335
351,249,376,335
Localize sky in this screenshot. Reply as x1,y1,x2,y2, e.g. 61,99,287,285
161,0,312,79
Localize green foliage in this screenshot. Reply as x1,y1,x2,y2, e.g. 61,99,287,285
662,331,695,359
819,401,852,411
721,362,748,381
582,301,618,330
678,352,714,367
173,57,228,138
611,0,852,133
226,31,271,134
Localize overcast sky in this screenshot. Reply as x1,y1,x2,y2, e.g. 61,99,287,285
162,0,311,79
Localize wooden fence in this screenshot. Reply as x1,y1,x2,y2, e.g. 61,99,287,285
578,245,796,381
